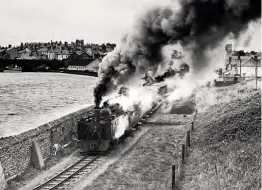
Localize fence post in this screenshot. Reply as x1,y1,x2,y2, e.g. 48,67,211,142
181,144,186,164
172,164,176,190
187,131,191,148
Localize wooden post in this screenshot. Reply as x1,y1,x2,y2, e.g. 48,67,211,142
255,56,258,90
191,122,194,131
172,164,176,190
187,131,191,148
181,144,186,164
238,56,242,78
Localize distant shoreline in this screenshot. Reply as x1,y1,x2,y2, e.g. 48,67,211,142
1,69,98,77
56,69,98,77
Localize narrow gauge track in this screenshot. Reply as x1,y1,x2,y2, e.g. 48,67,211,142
32,101,163,190
32,155,101,190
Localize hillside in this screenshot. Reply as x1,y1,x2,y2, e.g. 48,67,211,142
181,80,261,189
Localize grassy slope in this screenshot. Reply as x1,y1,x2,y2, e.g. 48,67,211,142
84,117,192,190
181,81,261,189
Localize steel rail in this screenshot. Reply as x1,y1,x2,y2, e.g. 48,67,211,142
32,155,99,190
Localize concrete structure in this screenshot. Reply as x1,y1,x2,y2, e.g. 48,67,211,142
31,141,45,170
0,106,94,182
0,162,7,190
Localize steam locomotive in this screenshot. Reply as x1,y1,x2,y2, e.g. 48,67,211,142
77,107,114,154
76,83,168,154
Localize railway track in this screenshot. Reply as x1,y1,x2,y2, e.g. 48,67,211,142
32,101,163,190
32,155,101,190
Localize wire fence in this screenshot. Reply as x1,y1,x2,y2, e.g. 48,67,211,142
171,109,197,190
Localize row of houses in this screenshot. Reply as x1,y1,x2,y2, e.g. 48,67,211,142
0,46,109,61
0,39,116,61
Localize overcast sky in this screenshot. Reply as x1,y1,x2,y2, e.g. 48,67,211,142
0,0,169,46
0,0,260,51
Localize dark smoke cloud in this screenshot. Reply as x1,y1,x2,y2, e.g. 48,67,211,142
94,0,261,106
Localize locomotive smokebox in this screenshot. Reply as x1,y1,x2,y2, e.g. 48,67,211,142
94,107,101,122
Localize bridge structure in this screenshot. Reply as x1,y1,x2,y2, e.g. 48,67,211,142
0,59,64,72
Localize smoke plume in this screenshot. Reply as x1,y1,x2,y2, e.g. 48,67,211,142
94,0,261,106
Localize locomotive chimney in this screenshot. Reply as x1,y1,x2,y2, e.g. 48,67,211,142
94,107,100,122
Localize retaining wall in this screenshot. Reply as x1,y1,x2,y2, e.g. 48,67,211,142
0,105,94,180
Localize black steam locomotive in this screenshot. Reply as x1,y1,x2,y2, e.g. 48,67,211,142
76,83,167,154
77,107,115,154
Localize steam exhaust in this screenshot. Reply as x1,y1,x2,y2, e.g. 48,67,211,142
94,0,261,106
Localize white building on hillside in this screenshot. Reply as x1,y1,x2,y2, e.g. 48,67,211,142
225,55,261,77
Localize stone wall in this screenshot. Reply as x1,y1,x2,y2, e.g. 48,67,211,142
0,105,94,180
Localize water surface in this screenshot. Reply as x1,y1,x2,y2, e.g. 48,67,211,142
0,72,97,137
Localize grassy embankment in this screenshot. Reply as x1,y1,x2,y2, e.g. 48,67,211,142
181,80,261,189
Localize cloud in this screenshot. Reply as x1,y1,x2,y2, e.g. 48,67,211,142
0,0,167,46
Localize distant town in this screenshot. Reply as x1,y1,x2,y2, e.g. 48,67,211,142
0,40,116,60
0,41,261,79
0,40,260,61
0,40,117,73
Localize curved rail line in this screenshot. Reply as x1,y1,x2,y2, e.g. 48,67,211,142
32,155,100,190
32,100,164,190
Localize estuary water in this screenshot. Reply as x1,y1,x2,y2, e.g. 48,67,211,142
0,72,97,137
